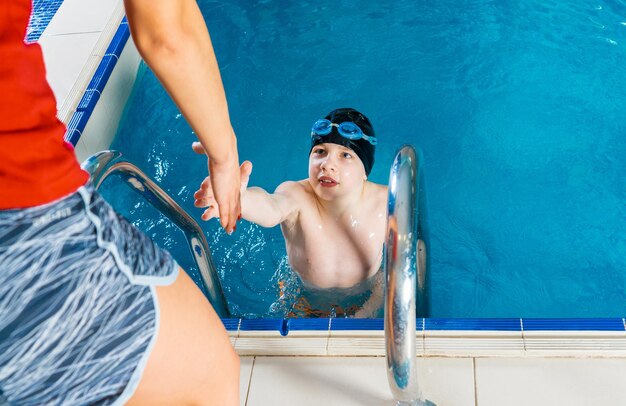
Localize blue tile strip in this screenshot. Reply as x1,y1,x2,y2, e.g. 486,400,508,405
425,318,522,331
229,317,626,335
522,318,625,331
240,319,287,336
105,22,130,57
64,20,130,145
76,90,101,113
288,318,331,331
221,318,241,331
26,0,65,43
330,318,384,331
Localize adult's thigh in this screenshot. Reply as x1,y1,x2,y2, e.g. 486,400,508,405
127,269,239,406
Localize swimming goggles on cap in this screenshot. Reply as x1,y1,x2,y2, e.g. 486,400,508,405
311,119,377,146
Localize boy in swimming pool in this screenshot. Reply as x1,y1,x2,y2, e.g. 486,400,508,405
194,108,387,316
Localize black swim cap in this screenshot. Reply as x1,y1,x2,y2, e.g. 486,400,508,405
310,108,376,176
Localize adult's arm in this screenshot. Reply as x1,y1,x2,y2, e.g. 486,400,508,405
124,0,240,233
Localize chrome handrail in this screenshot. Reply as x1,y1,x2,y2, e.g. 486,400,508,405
385,145,429,405
82,150,230,317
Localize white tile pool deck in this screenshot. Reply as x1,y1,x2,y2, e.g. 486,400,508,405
38,1,626,405
238,356,626,406
39,0,123,113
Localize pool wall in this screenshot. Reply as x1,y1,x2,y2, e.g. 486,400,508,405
37,0,141,163
40,0,626,358
65,17,141,163
226,318,626,358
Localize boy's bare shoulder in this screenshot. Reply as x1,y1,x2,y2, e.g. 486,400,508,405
274,180,317,213
367,181,389,201
274,180,314,227
275,180,313,196
363,182,388,213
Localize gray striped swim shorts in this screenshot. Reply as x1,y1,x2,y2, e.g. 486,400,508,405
0,183,178,405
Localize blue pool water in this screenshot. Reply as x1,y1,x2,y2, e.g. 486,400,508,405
106,0,626,318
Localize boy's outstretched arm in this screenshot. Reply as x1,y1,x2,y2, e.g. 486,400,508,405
239,183,299,227
194,162,299,229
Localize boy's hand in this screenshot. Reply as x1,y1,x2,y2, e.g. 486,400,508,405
193,142,252,222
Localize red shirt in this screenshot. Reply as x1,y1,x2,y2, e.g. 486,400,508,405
0,0,88,209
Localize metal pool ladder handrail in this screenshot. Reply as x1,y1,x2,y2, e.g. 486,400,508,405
82,150,230,317
385,145,429,406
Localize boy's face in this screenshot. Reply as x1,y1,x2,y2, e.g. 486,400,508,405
308,143,366,200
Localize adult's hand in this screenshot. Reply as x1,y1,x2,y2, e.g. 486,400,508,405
192,141,242,233
193,142,249,233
